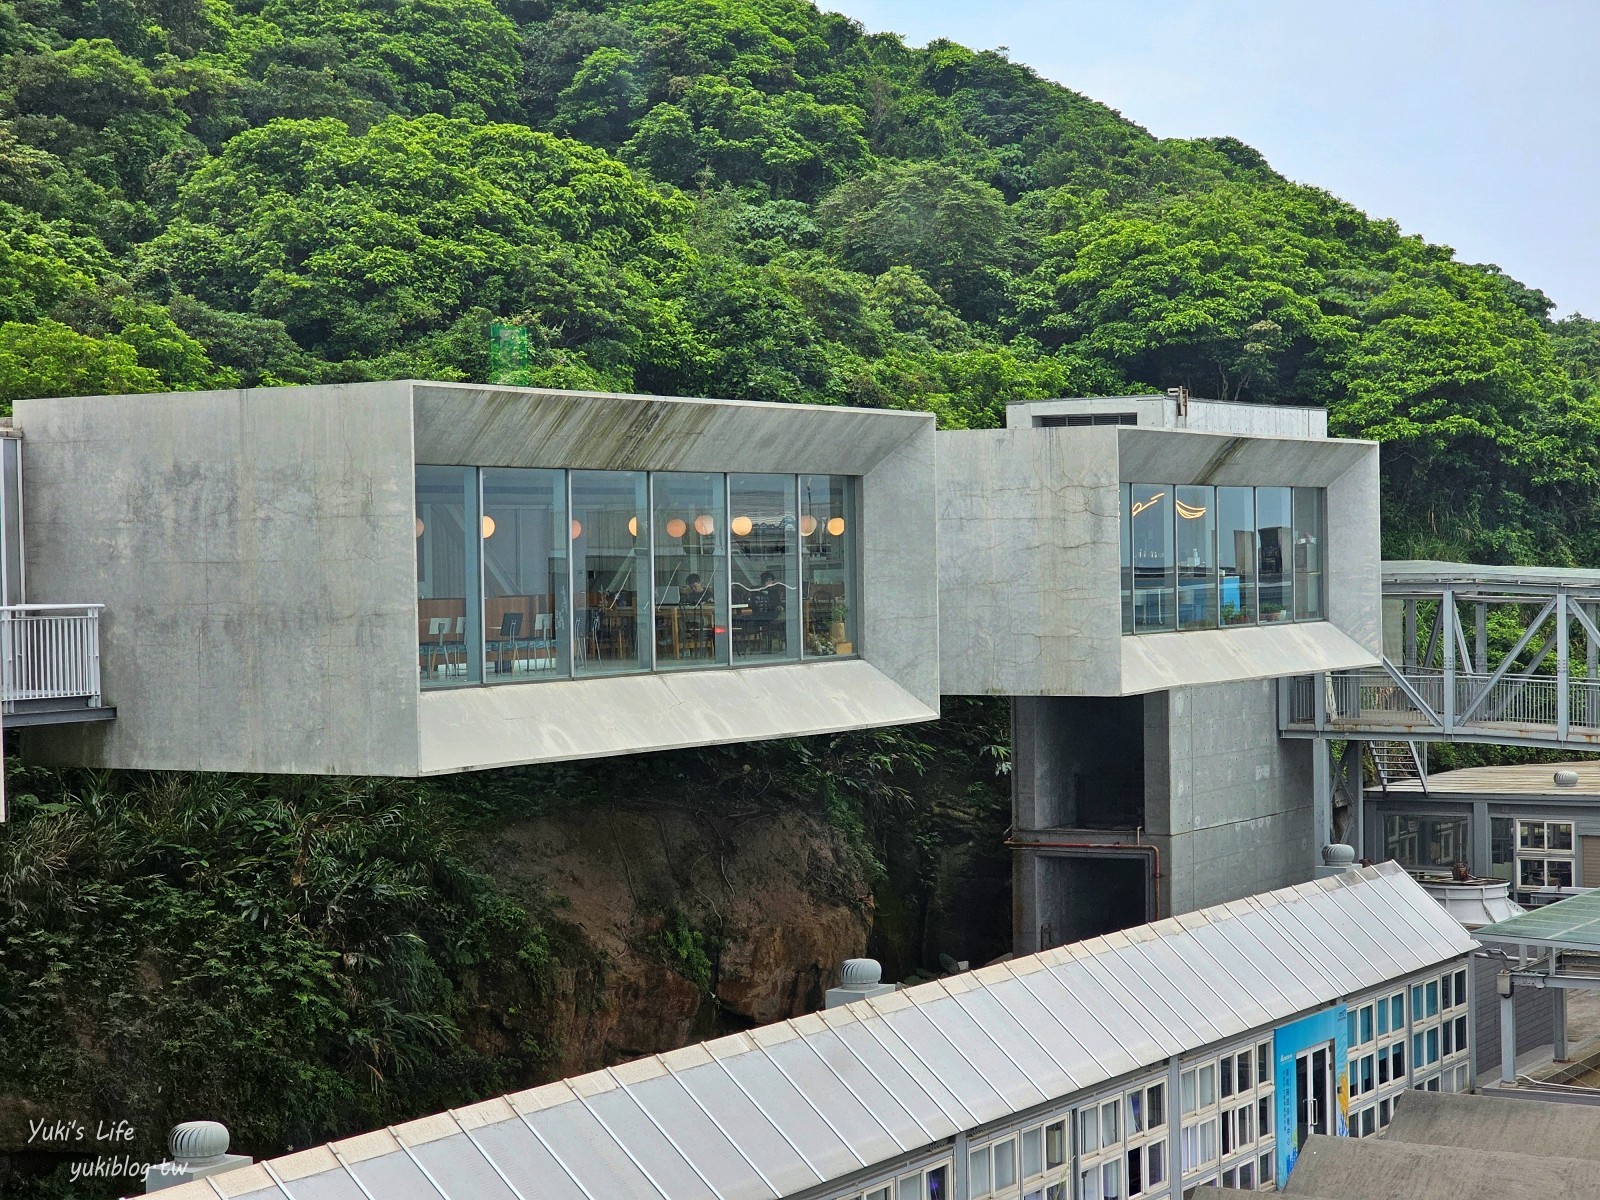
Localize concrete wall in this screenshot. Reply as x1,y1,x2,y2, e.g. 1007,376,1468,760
20,381,939,776
1011,679,1316,952
1007,396,1330,439
19,383,421,774
1148,678,1316,915
938,424,1382,697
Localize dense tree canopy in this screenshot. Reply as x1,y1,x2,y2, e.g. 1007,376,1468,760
1,0,1590,560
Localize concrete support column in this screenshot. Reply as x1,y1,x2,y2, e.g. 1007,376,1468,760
1313,740,1333,860
1500,981,1517,1085
1553,987,1568,1062
1472,801,1492,878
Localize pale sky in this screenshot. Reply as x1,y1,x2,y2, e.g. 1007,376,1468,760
826,0,1600,318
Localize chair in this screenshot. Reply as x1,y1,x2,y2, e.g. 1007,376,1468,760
423,616,452,679
528,612,557,671
442,616,467,676
487,611,523,675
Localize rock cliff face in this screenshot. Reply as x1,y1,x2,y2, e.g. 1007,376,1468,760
485,802,874,1077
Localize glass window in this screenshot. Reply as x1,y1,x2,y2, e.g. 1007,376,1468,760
801,474,858,657
1101,1159,1121,1200
1360,1005,1374,1044
1552,822,1575,851
1130,484,1175,631
1175,485,1216,630
899,1174,919,1200
1101,1100,1119,1146
1148,1083,1165,1129
868,1189,891,1200
1079,1108,1099,1155
416,465,480,687
1148,1140,1165,1185
1217,486,1257,625
1520,820,1547,850
1120,484,1134,635
729,473,799,664
572,470,650,676
1181,1069,1196,1114
1490,816,1516,882
1386,813,1468,868
1045,1121,1066,1168
1426,980,1439,1017
1022,1126,1043,1178
1199,1064,1216,1107
1292,487,1325,620
1255,486,1292,621
482,468,567,681
1258,1043,1271,1084
926,1165,947,1200
1126,1146,1142,1198
1237,1050,1252,1093
1392,994,1404,1029
652,472,728,670
969,1147,992,1196
1128,1089,1144,1133
994,1139,1017,1189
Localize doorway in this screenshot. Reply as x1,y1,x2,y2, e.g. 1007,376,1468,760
1293,1041,1334,1155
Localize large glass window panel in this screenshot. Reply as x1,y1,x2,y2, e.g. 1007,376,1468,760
416,465,481,687
1292,488,1325,620
1256,486,1292,622
801,474,858,657
1130,484,1175,632
1217,487,1257,626
1120,484,1134,635
653,472,729,670
729,473,800,664
571,471,649,675
482,468,568,681
1176,485,1216,630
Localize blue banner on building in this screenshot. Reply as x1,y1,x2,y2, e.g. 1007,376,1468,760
1273,1005,1349,1188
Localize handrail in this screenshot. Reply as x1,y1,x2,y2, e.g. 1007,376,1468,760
0,604,103,708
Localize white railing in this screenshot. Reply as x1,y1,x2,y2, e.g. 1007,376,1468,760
1,604,103,710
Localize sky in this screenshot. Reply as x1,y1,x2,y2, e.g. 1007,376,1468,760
825,0,1600,319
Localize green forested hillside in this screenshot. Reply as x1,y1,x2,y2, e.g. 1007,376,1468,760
5,0,1600,558
3,0,1600,1191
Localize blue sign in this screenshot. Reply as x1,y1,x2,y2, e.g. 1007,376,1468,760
1272,1006,1348,1188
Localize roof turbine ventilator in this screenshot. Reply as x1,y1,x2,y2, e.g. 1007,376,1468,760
1555,769,1580,788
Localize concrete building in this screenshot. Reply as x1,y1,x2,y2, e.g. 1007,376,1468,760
14,382,938,775
937,397,1383,951
125,864,1477,1200
6,382,1388,955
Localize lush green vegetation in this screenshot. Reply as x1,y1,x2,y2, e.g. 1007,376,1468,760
2,0,1598,1188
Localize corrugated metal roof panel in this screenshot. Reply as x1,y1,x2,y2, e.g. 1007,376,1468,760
134,865,1475,1200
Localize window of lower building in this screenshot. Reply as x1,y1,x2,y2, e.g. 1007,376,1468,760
416,465,480,687
1383,813,1469,869
652,472,728,670
1130,484,1175,632
1513,819,1575,900
572,470,650,676
1292,487,1325,620
1176,485,1217,630
730,473,800,664
1255,487,1292,622
481,467,567,681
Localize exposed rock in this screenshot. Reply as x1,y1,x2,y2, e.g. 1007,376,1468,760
486,802,871,1077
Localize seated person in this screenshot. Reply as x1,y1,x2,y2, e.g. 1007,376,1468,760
749,571,784,617
680,573,711,607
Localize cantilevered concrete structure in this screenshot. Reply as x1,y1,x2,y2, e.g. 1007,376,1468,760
937,397,1385,952
17,382,937,775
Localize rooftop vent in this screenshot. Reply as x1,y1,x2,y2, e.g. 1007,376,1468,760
1555,770,1580,788
145,1121,252,1193
825,958,896,1009
1036,412,1137,428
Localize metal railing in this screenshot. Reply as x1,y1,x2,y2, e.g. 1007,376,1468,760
1287,659,1600,745
1,604,103,710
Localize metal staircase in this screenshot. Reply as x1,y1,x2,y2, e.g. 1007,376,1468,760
1367,740,1426,792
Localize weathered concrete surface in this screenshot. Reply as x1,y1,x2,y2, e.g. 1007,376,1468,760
419,658,936,772
938,423,1381,697
1009,395,1330,438
19,383,420,775
1285,1133,1596,1199
20,381,938,775
1385,1090,1600,1160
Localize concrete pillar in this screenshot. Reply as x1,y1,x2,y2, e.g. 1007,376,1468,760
1553,987,1568,1062
1472,801,1492,878
1313,741,1333,862
1500,980,1517,1085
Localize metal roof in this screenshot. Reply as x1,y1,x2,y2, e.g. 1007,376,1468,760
1475,885,1600,951
142,864,1474,1200
1379,760,1600,797
1384,559,1600,597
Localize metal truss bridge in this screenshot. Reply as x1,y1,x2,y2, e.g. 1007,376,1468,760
1281,561,1600,834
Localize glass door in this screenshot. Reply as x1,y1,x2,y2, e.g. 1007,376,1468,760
1293,1042,1333,1154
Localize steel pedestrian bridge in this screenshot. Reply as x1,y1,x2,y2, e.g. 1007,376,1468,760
1281,561,1600,796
